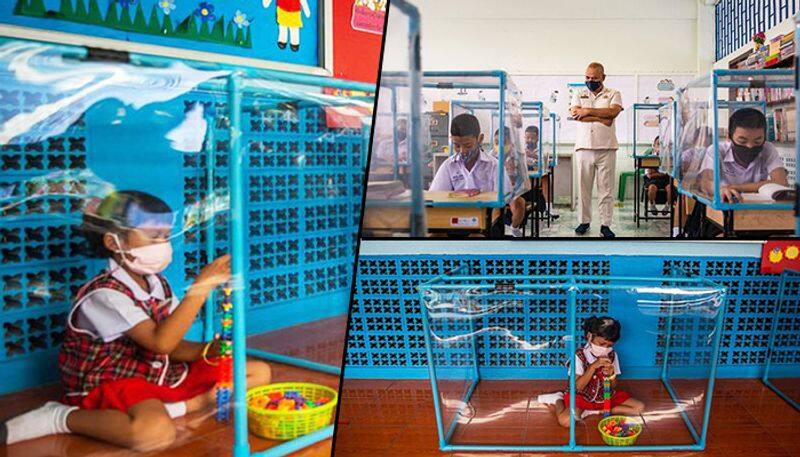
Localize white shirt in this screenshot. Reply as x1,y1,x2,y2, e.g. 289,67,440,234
569,343,622,377
699,141,785,185
73,259,179,342
571,86,623,150
429,149,513,194
374,137,408,164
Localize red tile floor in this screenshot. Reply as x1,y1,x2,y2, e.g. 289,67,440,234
0,316,346,457
334,378,800,456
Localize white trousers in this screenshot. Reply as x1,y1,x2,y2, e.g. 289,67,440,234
575,148,617,227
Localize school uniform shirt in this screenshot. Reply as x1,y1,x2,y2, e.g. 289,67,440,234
429,149,513,193
699,141,785,185
571,86,623,151
74,258,179,343
373,137,408,164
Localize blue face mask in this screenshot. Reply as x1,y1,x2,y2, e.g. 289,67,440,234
456,145,480,163
586,80,603,92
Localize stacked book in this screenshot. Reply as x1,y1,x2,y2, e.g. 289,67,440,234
772,107,796,142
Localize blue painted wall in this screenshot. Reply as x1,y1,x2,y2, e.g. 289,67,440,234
346,253,800,381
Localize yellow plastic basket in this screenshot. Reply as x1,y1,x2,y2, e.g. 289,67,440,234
597,415,642,446
246,382,338,440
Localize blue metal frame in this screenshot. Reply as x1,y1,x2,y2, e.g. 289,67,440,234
548,112,558,169
419,271,728,452
762,268,800,411
674,69,795,212
224,69,350,456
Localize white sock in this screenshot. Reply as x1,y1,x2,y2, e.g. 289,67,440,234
4,401,77,444
164,402,187,419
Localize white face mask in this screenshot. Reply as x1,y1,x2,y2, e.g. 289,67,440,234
112,233,173,275
589,342,612,358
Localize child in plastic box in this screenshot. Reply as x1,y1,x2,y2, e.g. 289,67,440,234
1,191,271,451
643,136,672,215
552,316,644,427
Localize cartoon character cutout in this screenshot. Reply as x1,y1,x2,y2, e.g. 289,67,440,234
262,0,312,52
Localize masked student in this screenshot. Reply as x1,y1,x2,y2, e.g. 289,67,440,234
2,191,271,452
699,108,789,203
374,118,409,165
524,125,559,220
429,114,526,237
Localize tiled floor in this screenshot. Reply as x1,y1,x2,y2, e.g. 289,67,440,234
533,198,672,238
334,378,800,456
0,316,346,457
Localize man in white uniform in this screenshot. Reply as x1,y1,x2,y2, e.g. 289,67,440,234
570,62,623,238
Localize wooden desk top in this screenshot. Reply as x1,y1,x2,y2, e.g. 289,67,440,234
424,191,500,203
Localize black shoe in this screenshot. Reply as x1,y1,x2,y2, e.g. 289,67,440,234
574,223,590,235
277,41,287,49
550,213,560,221
600,226,616,238
649,207,658,216
290,44,300,52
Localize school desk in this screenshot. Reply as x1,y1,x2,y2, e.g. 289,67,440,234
705,204,795,236
633,155,673,228
362,191,502,236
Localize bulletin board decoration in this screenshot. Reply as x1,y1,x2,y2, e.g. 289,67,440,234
5,0,323,70
14,0,253,48
350,0,385,35
760,240,800,274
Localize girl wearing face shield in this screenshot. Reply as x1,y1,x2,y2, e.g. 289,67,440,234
2,191,271,451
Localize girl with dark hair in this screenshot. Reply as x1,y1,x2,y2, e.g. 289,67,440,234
553,316,644,427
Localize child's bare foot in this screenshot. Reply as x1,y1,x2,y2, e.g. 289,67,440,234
184,389,216,414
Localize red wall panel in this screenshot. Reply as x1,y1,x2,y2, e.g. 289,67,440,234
332,0,385,83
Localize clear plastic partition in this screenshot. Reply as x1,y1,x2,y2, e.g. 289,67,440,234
633,104,663,159
420,269,728,452
658,102,677,174
762,269,800,411
493,102,548,176
0,37,372,452
543,112,558,169
421,71,530,205
676,70,796,211
362,0,425,236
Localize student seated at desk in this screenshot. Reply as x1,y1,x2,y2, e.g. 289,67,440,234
491,127,528,237
373,118,409,164
525,125,559,220
643,136,672,215
429,114,525,237
699,108,789,203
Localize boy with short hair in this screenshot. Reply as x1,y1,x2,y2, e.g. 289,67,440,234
699,108,789,203
429,114,525,237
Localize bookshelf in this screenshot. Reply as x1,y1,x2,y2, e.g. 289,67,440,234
729,31,796,144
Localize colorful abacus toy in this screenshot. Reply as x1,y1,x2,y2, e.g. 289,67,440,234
602,373,613,417
215,286,234,422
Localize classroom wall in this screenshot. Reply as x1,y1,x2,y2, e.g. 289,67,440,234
332,0,385,83
384,0,700,74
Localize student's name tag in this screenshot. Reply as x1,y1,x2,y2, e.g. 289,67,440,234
450,216,479,228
